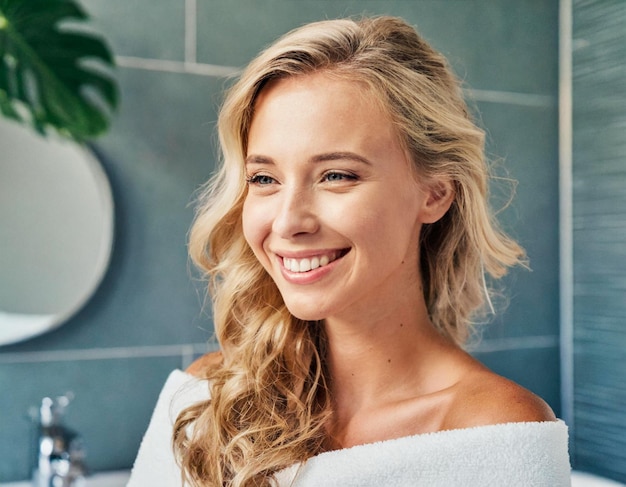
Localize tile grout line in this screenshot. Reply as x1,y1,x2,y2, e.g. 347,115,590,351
184,0,197,64
0,342,219,364
465,88,556,107
115,56,240,77
114,56,555,108
468,334,560,353
558,0,575,437
0,337,557,364
181,344,197,370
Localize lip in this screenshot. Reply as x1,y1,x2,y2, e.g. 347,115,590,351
275,248,344,259
275,248,349,284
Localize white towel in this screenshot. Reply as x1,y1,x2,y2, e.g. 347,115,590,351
128,370,571,486
127,370,207,487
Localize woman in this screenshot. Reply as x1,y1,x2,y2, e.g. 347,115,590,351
128,16,570,487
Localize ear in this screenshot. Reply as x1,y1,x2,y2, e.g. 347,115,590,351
418,179,455,224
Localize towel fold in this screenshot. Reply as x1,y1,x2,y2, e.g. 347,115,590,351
275,418,571,486
128,370,571,487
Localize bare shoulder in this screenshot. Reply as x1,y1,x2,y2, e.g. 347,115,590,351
445,366,556,429
186,351,223,377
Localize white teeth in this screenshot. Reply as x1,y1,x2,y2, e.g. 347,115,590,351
299,258,311,272
283,253,338,273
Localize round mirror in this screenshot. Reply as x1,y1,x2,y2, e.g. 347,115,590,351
0,118,114,346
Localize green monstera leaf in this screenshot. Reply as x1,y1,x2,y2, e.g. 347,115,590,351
0,0,118,140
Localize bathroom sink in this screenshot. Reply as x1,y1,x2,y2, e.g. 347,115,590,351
0,470,130,487
572,471,626,486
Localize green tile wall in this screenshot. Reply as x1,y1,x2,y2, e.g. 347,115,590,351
196,0,558,94
572,0,626,482
0,1,559,481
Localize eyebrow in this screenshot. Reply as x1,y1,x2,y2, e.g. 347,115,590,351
310,152,372,166
245,151,372,166
245,155,274,166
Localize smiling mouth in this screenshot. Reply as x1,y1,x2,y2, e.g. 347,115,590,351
282,250,348,273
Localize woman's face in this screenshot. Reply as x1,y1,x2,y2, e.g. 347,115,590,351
242,73,443,322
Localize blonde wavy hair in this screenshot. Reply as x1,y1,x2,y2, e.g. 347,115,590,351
173,15,525,487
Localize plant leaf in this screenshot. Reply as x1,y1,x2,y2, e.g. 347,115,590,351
0,0,119,140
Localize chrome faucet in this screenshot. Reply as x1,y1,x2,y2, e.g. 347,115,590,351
32,394,87,487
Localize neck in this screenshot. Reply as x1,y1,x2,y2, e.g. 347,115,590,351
322,293,459,415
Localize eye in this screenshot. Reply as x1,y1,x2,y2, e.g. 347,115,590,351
322,171,358,183
246,174,276,185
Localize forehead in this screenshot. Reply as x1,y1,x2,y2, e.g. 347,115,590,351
257,74,352,110
248,73,399,154
254,71,384,114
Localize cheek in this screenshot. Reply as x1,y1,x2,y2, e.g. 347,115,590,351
241,200,258,248
360,193,422,253
242,199,270,259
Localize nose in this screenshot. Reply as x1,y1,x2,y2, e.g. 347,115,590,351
272,185,319,239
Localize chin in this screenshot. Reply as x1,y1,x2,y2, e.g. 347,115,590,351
283,301,327,322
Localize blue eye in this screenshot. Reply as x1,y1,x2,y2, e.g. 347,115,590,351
323,172,357,182
246,174,275,185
